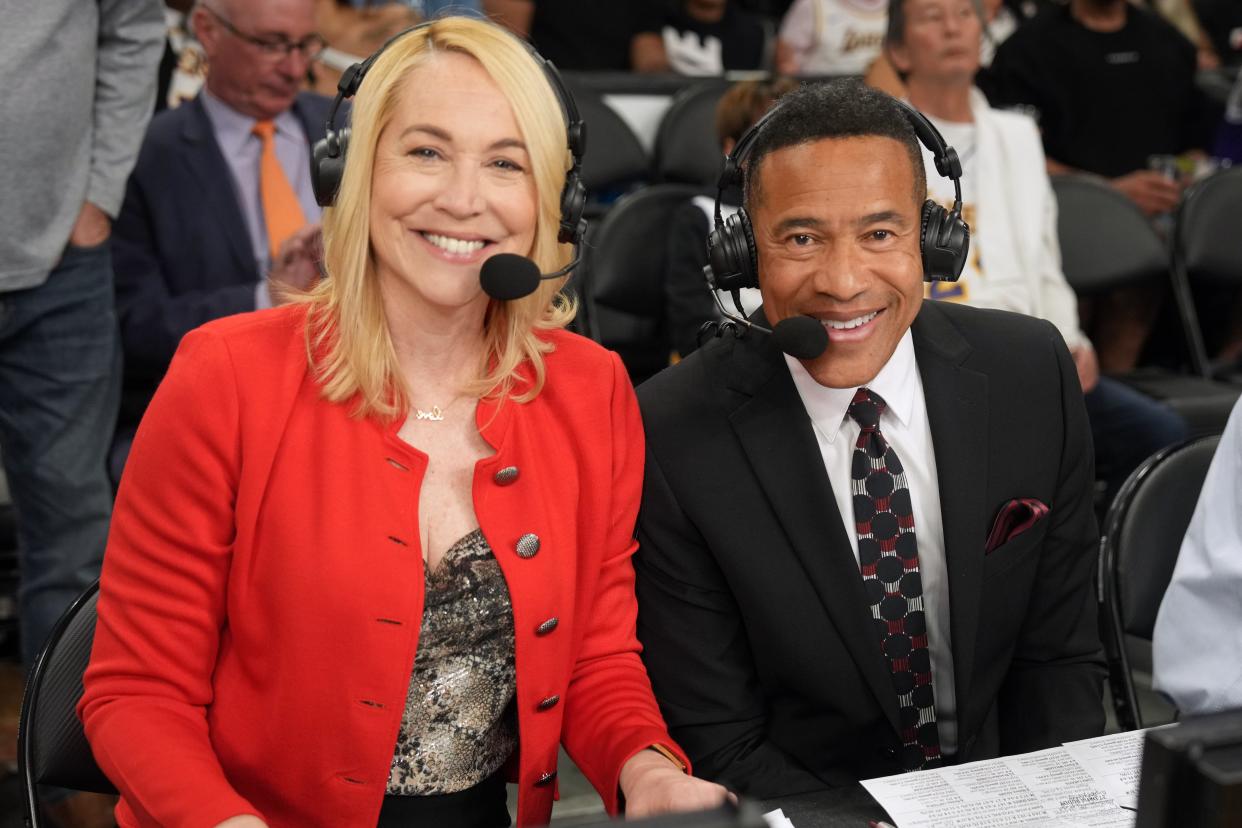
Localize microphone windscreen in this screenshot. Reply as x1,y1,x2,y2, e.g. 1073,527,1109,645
480,253,541,301
772,315,829,360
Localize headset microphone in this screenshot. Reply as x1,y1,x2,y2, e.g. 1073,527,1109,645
479,249,582,302
703,267,829,360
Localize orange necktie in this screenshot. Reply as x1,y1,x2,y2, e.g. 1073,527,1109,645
253,120,306,262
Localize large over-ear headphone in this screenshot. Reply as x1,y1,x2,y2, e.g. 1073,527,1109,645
705,98,971,293
310,21,588,249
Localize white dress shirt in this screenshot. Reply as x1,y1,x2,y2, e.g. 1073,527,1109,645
1153,397,1242,714
784,330,958,752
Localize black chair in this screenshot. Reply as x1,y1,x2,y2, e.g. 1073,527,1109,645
567,84,650,215
1172,165,1242,378
1099,434,1221,732
586,184,712,384
652,80,730,186
17,580,115,827
1052,174,1240,436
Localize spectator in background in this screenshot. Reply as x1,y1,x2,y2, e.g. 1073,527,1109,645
111,0,332,479
982,0,1216,374
1146,0,1221,68
776,0,889,75
312,0,421,96
662,0,771,75
665,77,797,357
158,0,208,110
1194,0,1242,66
884,0,1186,508
1153,396,1242,715
411,0,484,16
983,0,1212,219
0,0,163,824
487,0,670,71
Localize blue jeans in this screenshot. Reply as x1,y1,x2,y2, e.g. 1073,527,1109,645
1085,377,1188,511
0,242,121,664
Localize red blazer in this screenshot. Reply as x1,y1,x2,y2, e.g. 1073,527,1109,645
80,304,686,828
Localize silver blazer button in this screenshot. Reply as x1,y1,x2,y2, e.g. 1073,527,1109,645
494,466,520,485
516,533,541,558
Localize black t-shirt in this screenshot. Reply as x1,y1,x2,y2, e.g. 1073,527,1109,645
529,0,664,71
661,5,768,74
982,4,1211,176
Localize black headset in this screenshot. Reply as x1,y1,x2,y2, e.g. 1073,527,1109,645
705,98,971,293
310,21,588,248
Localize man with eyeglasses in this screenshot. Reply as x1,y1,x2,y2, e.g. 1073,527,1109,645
111,0,334,480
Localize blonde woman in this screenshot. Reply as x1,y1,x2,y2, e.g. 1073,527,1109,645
80,17,728,828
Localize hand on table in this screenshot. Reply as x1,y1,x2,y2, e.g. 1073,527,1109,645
619,748,733,819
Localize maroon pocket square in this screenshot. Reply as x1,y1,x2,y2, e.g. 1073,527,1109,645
985,497,1050,554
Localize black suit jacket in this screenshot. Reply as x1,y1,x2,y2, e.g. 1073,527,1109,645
634,300,1106,795
112,91,333,427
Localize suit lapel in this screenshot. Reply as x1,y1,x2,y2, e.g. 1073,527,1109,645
292,92,330,144
181,96,259,279
912,303,989,736
711,329,901,734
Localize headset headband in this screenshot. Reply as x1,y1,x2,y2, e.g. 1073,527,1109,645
715,97,964,228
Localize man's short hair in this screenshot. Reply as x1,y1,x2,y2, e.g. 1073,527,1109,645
743,78,928,208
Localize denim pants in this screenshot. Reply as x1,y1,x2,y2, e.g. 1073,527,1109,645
0,242,121,665
1086,376,1189,512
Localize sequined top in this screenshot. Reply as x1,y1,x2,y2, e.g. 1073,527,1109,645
387,529,518,795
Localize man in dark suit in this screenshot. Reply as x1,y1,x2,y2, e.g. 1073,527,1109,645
634,80,1105,795
112,0,330,475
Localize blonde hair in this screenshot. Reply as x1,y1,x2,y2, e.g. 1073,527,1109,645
295,17,576,419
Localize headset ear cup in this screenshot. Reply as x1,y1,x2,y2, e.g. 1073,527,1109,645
312,128,350,207
920,199,970,282
736,209,758,290
711,210,760,292
558,174,587,245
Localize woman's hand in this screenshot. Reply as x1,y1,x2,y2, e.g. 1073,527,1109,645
212,816,268,828
619,749,733,819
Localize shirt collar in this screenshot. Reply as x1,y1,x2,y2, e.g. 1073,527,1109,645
784,328,918,444
200,87,302,154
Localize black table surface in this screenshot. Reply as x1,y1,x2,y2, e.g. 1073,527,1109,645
762,786,892,828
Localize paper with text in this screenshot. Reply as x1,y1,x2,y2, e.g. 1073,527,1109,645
859,730,1151,827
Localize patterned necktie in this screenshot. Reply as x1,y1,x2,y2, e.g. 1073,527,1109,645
252,120,306,263
847,388,942,772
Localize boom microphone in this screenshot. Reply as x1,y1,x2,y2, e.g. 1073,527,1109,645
770,315,830,360
703,268,829,360
480,249,581,301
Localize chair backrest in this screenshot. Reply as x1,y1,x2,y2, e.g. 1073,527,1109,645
18,580,114,822
653,80,730,186
569,85,650,196
1100,434,1221,730
1174,165,1242,287
591,183,710,317
1052,174,1170,295
587,184,711,383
